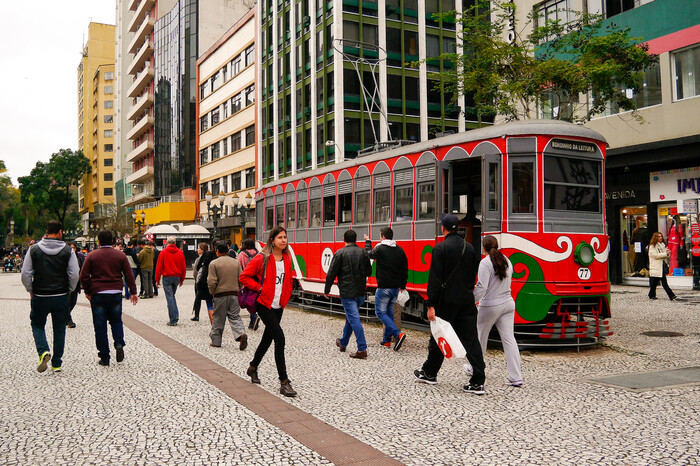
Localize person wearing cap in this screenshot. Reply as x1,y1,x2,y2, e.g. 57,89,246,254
414,214,487,395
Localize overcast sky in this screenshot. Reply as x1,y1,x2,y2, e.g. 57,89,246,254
0,1,116,185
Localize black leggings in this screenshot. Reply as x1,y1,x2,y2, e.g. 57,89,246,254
649,276,675,299
250,304,287,381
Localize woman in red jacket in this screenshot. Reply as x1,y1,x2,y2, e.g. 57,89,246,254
239,226,296,397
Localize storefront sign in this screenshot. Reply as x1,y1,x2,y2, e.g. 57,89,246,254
605,190,636,200
691,223,700,235
550,139,598,153
650,167,700,201
679,199,699,214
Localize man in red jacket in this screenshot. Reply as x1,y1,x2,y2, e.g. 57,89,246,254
80,230,138,366
155,236,187,326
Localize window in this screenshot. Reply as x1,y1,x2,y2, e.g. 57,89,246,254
222,137,228,155
104,188,113,196
673,45,700,100
286,202,295,229
200,148,208,165
104,158,113,167
310,199,321,227
211,108,220,125
488,163,499,212
201,183,208,200
105,72,114,80
297,197,308,228
232,94,242,113
338,192,352,224
245,168,255,189
104,173,113,181
395,187,413,221
211,180,220,196
104,86,113,94
211,142,220,160
232,131,242,151
417,183,435,219
511,160,534,214
535,0,573,31
104,144,113,152
104,101,113,109
221,175,228,193
232,55,242,75
245,125,255,146
104,130,113,138
323,194,336,226
544,156,601,212
245,45,255,66
200,115,209,132
374,189,390,222
104,115,113,123
232,172,242,191
276,205,284,226
355,192,370,223
245,85,255,106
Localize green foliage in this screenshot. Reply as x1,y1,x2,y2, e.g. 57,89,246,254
18,149,91,227
415,1,657,124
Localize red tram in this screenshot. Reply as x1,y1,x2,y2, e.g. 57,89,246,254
255,120,612,347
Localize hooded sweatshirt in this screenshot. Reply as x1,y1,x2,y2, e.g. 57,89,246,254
155,243,187,284
365,239,408,289
21,238,79,296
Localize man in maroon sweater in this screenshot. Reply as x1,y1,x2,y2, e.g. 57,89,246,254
80,230,138,366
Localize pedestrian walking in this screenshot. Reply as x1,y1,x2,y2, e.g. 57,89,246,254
325,229,372,359
192,242,214,322
364,227,408,351
136,239,155,298
208,243,247,349
414,214,486,395
67,242,85,328
21,221,80,373
648,232,677,301
155,236,187,326
151,241,160,296
227,240,238,258
239,226,296,397
471,235,522,387
123,240,140,299
80,230,138,366
238,238,261,331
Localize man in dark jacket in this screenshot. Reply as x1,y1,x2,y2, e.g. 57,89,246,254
364,227,409,351
414,214,486,395
80,230,138,366
123,240,140,299
21,220,80,373
324,229,372,359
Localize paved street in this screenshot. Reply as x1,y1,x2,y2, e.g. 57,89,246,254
1,271,698,465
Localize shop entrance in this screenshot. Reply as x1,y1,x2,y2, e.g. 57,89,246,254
621,206,649,278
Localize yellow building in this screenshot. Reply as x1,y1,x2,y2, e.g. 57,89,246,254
77,22,116,230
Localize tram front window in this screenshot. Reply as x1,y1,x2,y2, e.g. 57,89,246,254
512,161,534,214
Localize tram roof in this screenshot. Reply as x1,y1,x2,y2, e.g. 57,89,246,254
259,119,607,192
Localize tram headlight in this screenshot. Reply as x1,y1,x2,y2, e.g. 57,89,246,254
574,241,595,266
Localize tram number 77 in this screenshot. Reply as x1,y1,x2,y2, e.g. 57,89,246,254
321,247,334,274
577,268,591,280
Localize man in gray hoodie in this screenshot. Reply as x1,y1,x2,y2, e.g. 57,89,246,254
21,220,80,373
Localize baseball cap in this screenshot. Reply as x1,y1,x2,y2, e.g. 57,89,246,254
441,214,459,231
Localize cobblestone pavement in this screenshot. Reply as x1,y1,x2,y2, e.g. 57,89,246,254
1,272,698,465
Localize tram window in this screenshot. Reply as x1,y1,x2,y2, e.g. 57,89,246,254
488,163,499,212
276,206,284,226
266,207,274,229
544,157,601,212
511,161,534,214
395,186,414,221
374,189,391,222
310,199,321,227
355,192,370,223
323,195,336,226
298,200,308,228
286,203,295,229
339,192,352,224
417,182,436,220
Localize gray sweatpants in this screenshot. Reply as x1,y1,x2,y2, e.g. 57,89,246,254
476,300,522,383
210,295,246,346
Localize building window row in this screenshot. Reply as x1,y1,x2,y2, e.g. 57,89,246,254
200,85,255,133
200,167,256,199
199,124,255,165
200,44,255,100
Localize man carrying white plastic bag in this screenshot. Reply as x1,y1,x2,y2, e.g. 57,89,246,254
430,317,467,360
414,215,486,395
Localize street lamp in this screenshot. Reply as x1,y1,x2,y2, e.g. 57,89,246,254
205,190,221,243
132,211,146,239
231,192,254,241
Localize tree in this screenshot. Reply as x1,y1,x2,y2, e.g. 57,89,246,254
18,149,91,226
418,1,657,124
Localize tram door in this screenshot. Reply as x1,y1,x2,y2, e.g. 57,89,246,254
439,152,483,249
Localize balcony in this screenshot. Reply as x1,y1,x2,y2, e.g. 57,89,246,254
123,188,155,207
125,139,154,163
127,65,154,97
128,0,140,11
127,40,154,76
128,0,155,33
125,165,154,185
128,16,154,54
126,114,154,140
127,93,154,121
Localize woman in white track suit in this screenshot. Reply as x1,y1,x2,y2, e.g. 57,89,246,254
472,235,523,387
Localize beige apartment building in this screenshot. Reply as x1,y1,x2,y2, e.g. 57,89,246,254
197,9,257,245
77,23,116,230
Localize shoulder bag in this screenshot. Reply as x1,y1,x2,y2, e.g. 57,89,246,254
239,254,269,313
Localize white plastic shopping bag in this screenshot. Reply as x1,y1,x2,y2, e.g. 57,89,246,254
430,317,466,360
396,289,410,307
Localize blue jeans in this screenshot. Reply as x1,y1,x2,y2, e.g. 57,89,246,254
375,288,401,343
339,296,367,352
90,293,125,361
124,268,138,298
162,276,180,323
30,294,69,368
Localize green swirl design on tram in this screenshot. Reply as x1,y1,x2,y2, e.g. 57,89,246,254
295,255,307,277
408,244,433,285
509,252,558,322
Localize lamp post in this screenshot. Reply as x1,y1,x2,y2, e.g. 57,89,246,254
231,192,254,241
132,211,146,239
89,221,100,247
205,190,221,244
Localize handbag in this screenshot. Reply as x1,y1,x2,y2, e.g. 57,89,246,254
430,317,467,360
239,254,269,313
